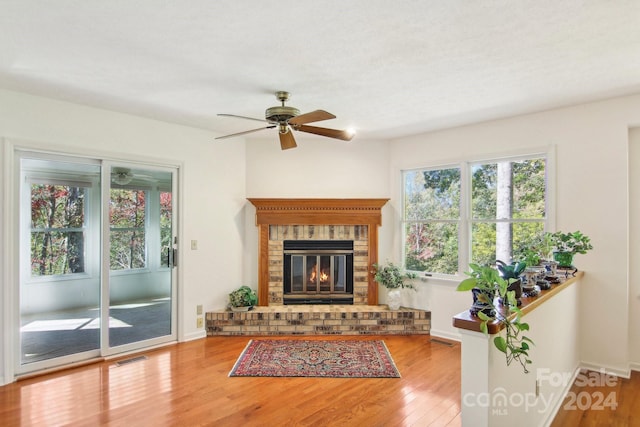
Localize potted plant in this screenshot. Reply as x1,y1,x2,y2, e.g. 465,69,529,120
548,230,593,268
228,285,258,312
458,263,499,316
457,263,534,373
372,262,417,310
495,260,526,306
515,232,554,267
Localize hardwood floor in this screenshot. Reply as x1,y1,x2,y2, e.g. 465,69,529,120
4,335,639,426
550,370,640,427
0,335,462,426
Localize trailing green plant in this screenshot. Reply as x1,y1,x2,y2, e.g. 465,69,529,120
457,263,534,374
228,285,258,308
372,262,418,289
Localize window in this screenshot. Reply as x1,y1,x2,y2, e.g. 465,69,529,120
471,158,546,266
30,184,87,276
404,167,461,274
159,191,172,267
110,188,146,270
403,155,547,276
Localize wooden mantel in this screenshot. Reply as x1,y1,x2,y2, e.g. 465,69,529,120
248,198,390,306
248,198,389,226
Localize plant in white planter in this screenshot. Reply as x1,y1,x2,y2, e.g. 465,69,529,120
372,262,417,310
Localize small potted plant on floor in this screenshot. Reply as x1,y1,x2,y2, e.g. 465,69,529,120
228,286,258,312
373,261,417,310
548,230,593,268
457,263,534,373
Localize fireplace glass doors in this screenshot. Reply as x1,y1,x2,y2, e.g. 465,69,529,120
283,240,354,304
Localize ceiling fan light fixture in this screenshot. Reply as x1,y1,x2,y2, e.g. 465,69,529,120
113,172,133,185
216,91,354,149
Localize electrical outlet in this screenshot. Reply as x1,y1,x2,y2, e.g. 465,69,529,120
197,317,203,328
197,304,203,315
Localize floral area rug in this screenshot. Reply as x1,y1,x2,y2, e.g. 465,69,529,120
228,339,401,378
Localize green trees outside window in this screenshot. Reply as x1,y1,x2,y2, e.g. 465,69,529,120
30,184,86,276
404,167,460,274
109,189,146,270
159,191,173,267
403,156,547,275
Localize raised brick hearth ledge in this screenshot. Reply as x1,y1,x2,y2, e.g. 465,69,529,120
206,305,431,336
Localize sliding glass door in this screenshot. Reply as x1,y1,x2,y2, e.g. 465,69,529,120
19,156,102,368
104,164,176,353
17,153,178,373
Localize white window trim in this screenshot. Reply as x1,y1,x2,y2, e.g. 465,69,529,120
399,146,556,281
22,166,101,283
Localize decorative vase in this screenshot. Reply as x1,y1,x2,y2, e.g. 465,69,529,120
505,279,523,306
231,306,251,312
553,251,574,268
470,288,496,317
387,289,402,310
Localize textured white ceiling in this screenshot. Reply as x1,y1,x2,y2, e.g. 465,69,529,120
1,0,640,141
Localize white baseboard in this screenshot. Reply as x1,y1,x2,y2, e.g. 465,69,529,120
580,360,631,379
629,361,640,372
429,329,461,342
182,330,207,342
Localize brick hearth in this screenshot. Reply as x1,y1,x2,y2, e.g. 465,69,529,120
206,304,431,336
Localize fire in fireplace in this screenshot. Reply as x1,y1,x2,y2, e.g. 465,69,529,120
283,240,354,305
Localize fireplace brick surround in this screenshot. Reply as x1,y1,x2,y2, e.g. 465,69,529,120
269,224,367,304
248,198,389,306
205,198,431,336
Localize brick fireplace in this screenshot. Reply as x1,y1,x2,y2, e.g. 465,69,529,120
204,198,431,336
247,198,389,306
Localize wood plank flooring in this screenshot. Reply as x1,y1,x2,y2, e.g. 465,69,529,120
0,335,462,427
550,370,640,427
3,335,639,426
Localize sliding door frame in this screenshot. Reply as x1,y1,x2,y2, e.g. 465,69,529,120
1,138,183,383
100,160,178,357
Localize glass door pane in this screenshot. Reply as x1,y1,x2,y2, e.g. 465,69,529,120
19,156,102,369
106,165,176,351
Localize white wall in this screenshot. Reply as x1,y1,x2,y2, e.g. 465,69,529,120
3,87,639,384
243,136,392,288
0,88,246,383
390,94,640,374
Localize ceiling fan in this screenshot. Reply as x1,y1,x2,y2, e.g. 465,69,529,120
111,168,156,185
216,91,354,150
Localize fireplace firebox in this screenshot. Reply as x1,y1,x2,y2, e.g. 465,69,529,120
283,240,354,305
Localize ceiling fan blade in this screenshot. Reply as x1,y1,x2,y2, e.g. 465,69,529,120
279,128,297,150
218,113,269,123
215,125,276,140
288,110,336,125
293,124,354,141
